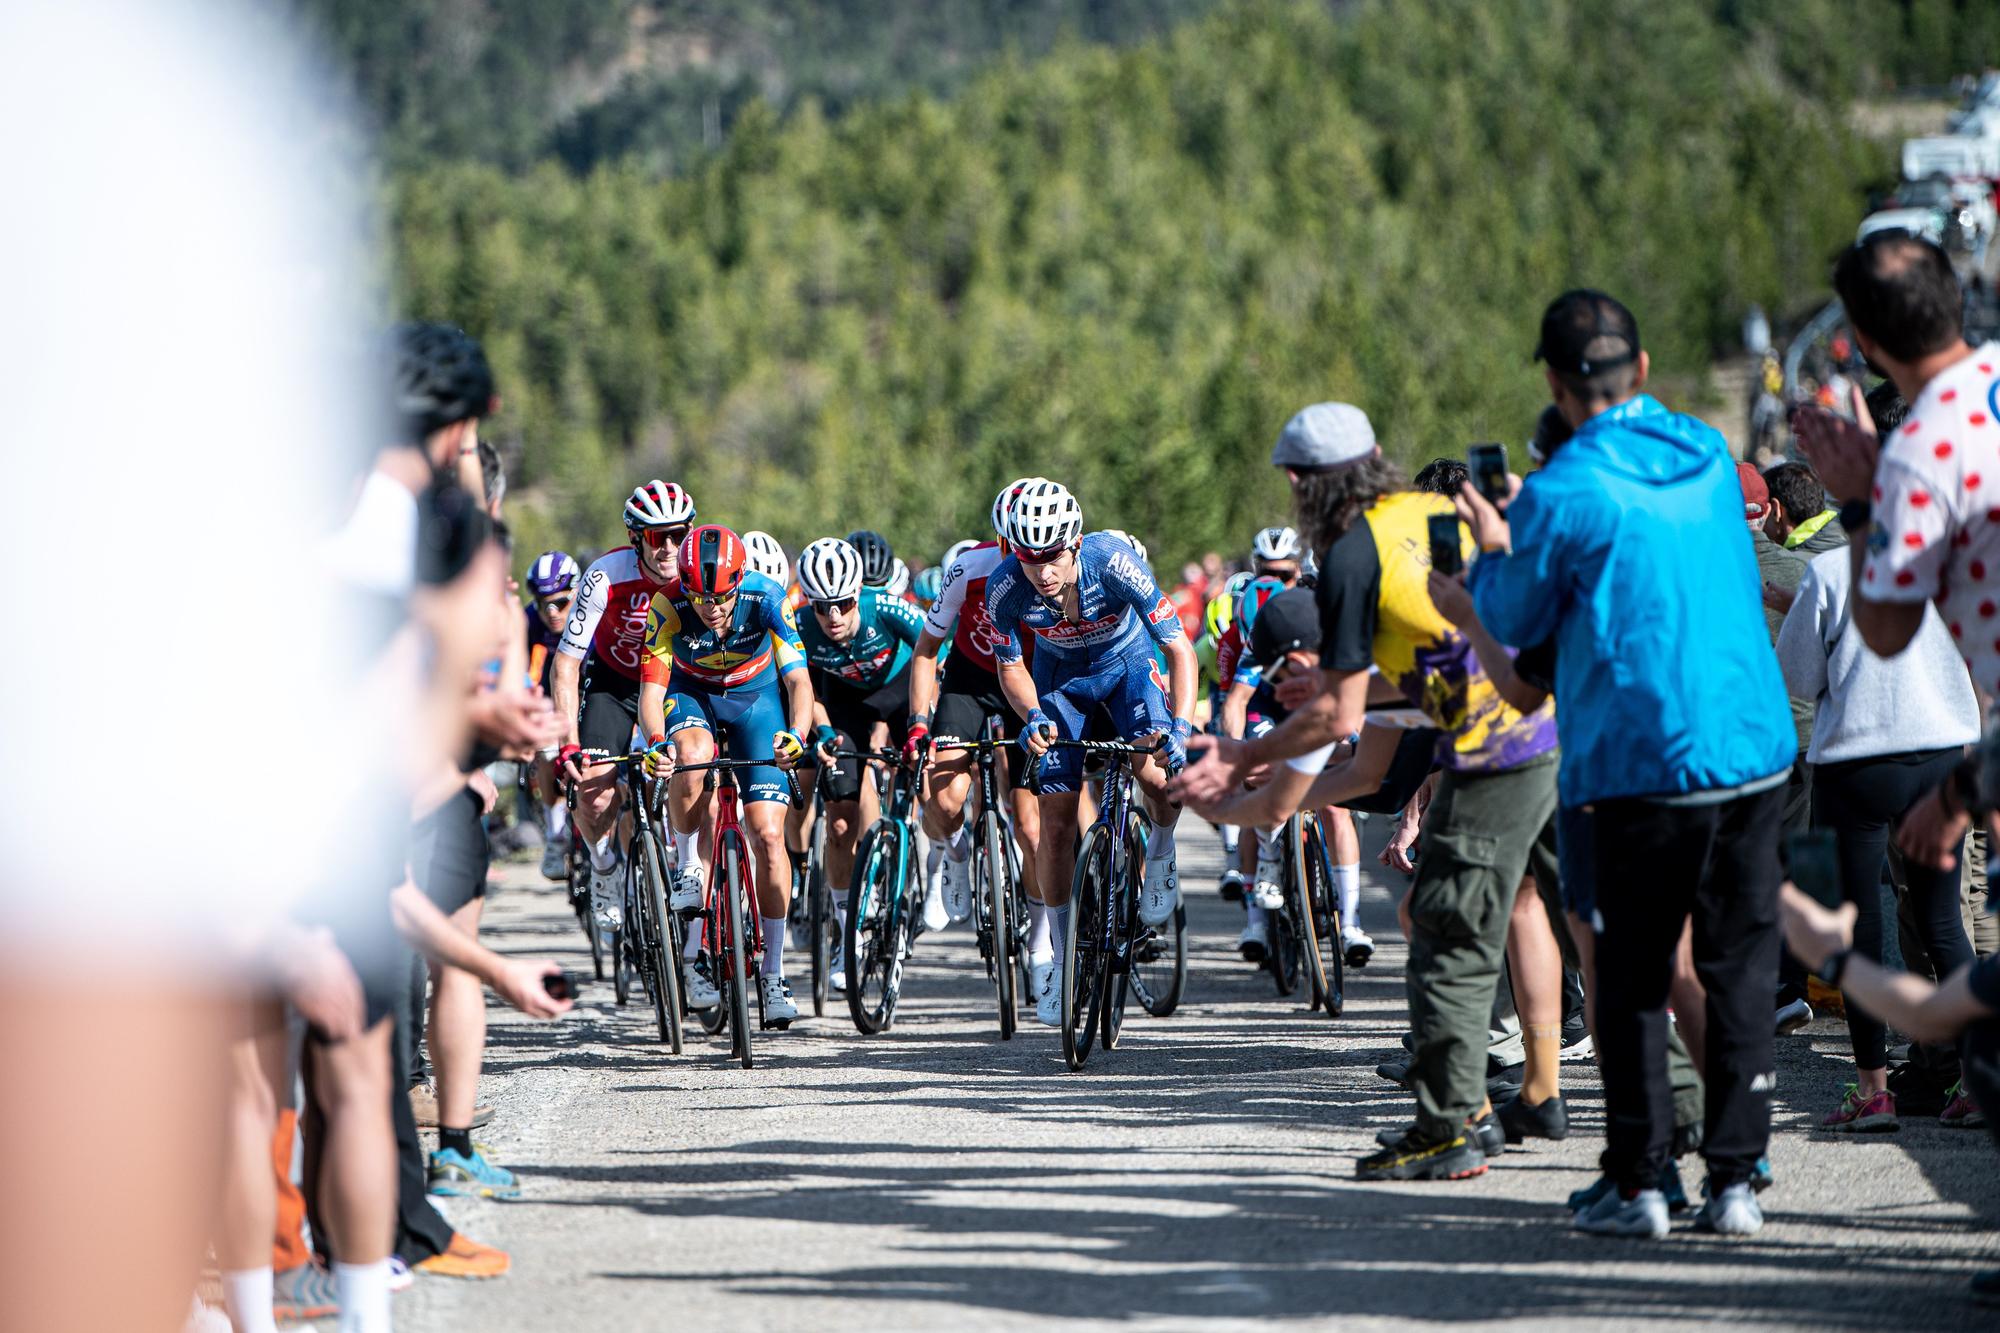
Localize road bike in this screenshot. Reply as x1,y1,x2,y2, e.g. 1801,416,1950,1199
786,760,839,1017
843,745,927,1034
1045,737,1167,1071
561,783,605,982
934,714,1033,1039
575,751,689,1051
1269,808,1345,1018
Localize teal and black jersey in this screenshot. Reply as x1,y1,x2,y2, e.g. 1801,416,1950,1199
798,587,923,694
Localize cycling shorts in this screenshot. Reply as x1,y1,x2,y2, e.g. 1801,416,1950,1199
578,659,641,758
664,676,793,806
1031,654,1171,795
809,672,912,804
934,657,1023,746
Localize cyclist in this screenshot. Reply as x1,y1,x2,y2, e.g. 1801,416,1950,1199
638,525,815,1024
847,529,896,589
984,479,1198,1027
885,556,913,600
906,483,1046,968
742,529,790,587
1200,571,1253,898
794,538,926,967
553,480,694,931
524,550,580,880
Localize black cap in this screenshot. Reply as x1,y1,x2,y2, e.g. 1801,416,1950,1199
1534,289,1640,377
1248,587,1320,669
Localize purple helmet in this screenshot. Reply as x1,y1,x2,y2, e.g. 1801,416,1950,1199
526,550,580,599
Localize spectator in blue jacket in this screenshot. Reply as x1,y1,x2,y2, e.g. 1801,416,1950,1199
1463,289,1796,1241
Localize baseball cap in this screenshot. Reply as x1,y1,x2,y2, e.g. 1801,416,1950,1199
1248,586,1321,669
1271,402,1379,471
1534,289,1640,377
1735,461,1770,521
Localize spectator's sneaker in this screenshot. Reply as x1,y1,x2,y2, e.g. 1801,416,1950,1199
1573,1186,1670,1239
588,854,625,930
1375,1059,1412,1088
1568,1174,1614,1215
684,956,720,1010
1033,960,1060,1027
1342,925,1374,968
1219,868,1246,902
271,1263,339,1321
1249,872,1284,911
1658,1159,1690,1214
386,1256,414,1293
414,1233,510,1280
1356,1128,1486,1181
428,1146,521,1200
760,975,797,1027
1972,1268,2000,1308
539,837,568,882
1496,1093,1569,1144
1940,1080,1986,1128
1238,918,1270,962
1466,1111,1505,1159
669,864,706,913
1694,1182,1763,1236
828,938,847,992
941,849,973,922
1748,1156,1774,1192
1139,855,1180,926
1821,1084,1899,1133
1774,997,1813,1036
1560,1015,1594,1061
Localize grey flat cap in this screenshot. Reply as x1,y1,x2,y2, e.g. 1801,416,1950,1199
1271,402,1378,470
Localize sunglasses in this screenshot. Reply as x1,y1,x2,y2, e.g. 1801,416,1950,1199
640,526,687,550
1016,545,1070,565
538,594,574,613
812,597,858,615
686,589,736,607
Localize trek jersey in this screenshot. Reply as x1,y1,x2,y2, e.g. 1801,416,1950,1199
799,587,923,692
639,570,806,693
985,531,1184,675
1317,491,1557,772
557,546,678,681
922,542,1012,674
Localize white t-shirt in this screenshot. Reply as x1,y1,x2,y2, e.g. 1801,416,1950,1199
1862,341,2000,695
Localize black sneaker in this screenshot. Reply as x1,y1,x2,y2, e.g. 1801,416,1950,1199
1496,1093,1569,1144
1356,1128,1487,1182
1375,1059,1412,1088
1467,1111,1505,1159
1560,1014,1593,1060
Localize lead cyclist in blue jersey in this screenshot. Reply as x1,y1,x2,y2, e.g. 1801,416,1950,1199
983,479,1198,1026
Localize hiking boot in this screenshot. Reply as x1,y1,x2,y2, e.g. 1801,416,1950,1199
1355,1128,1486,1182
408,1082,491,1131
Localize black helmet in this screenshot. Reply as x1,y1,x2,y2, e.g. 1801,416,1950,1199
394,321,494,441
844,529,896,587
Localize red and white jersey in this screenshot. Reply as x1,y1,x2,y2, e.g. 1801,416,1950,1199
923,542,1010,674
557,545,677,680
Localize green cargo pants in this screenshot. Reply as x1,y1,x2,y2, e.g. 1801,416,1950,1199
1406,754,1559,1139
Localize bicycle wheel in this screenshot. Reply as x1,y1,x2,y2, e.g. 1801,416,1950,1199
1290,815,1331,1014
720,829,754,1069
570,845,604,981
980,811,1017,1040
1102,811,1146,1050
808,810,831,1017
1131,900,1187,1018
1303,816,1346,1017
1062,825,1110,1070
845,824,898,1034
640,829,684,1053
1268,878,1300,998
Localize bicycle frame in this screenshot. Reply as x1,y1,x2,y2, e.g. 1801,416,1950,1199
839,745,926,1033
935,714,1025,1037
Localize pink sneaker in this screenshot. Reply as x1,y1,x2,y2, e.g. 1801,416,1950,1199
1821,1084,1899,1133
1940,1081,1986,1129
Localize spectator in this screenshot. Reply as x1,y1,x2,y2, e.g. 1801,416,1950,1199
1414,457,1471,495
1467,289,1796,1239
1793,231,2000,876
1762,461,1845,555
1775,442,1980,1131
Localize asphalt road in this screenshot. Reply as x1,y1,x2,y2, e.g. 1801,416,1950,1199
390,816,1998,1331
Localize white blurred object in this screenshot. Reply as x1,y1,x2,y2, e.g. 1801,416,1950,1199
0,0,379,961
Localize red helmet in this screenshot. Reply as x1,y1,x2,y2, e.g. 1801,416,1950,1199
678,524,748,599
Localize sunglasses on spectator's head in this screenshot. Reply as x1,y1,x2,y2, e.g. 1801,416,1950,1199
812,597,858,615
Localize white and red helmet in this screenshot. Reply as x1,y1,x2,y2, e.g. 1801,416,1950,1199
623,479,697,532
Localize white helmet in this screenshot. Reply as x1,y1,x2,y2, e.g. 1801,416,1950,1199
1006,479,1083,555
1104,528,1149,564
623,479,697,531
885,556,911,597
991,476,1047,543
1252,524,1301,563
942,538,979,570
741,530,789,585
797,537,864,602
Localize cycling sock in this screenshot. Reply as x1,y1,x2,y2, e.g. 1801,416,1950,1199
1333,861,1361,929
545,803,568,839
1524,1024,1563,1105
1220,823,1238,856
1051,903,1072,958
221,1266,277,1333
759,917,786,976
924,840,946,884
1144,814,1176,861
589,833,619,873
438,1125,474,1159
1026,902,1053,962
1254,826,1280,864
946,824,972,860
334,1259,392,1333
1246,902,1271,931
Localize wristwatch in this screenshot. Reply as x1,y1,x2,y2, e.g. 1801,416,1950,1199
1815,947,1854,988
